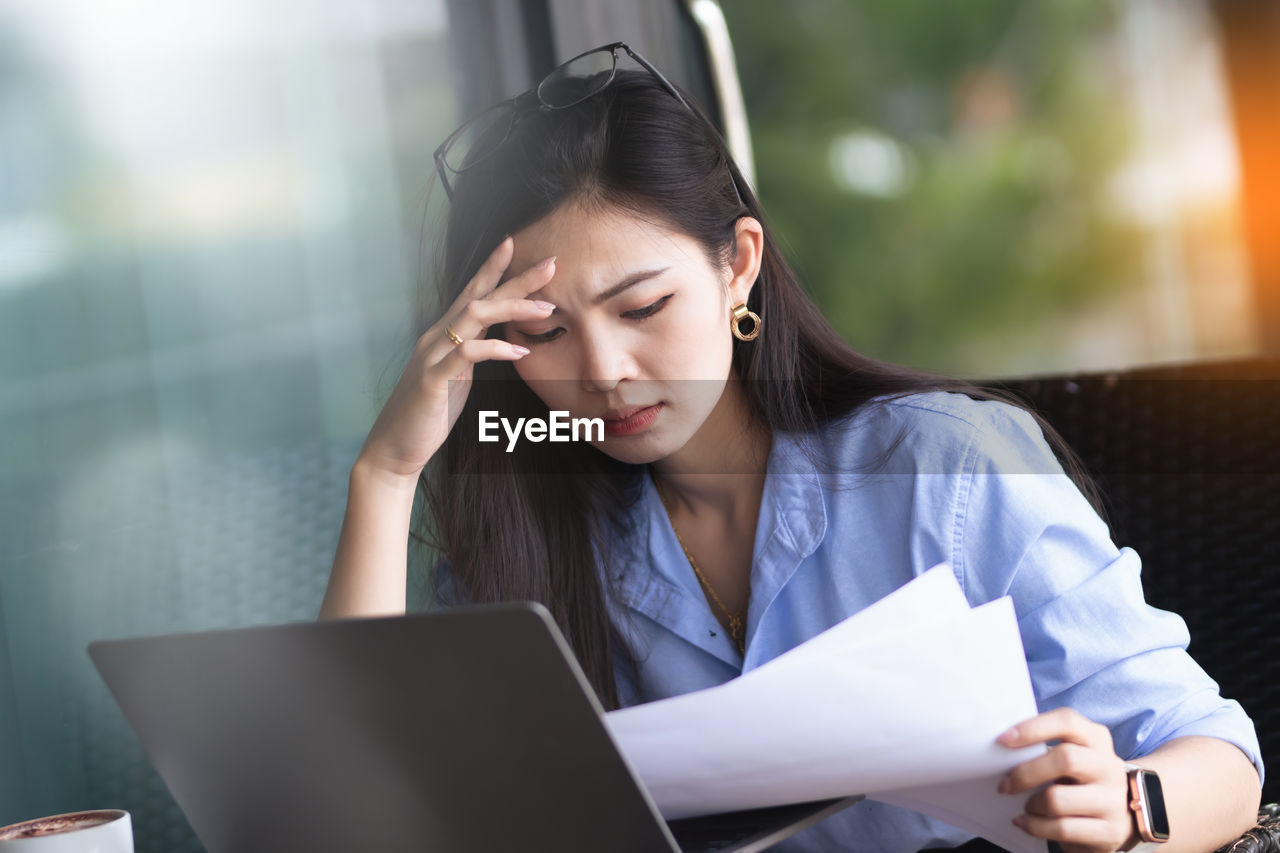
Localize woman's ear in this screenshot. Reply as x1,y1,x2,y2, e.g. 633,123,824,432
727,217,765,306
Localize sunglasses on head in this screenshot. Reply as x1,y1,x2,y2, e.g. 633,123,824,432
432,41,745,208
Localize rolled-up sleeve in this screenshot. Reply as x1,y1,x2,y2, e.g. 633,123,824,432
951,401,1264,784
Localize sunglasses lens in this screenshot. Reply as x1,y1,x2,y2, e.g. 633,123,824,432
440,103,516,174
538,48,617,109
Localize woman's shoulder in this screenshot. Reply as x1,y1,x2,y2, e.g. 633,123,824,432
811,390,1061,475
861,389,1038,432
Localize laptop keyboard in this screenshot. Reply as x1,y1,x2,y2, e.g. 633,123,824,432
666,798,849,853
669,813,766,851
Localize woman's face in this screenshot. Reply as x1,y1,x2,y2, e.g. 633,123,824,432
505,201,761,465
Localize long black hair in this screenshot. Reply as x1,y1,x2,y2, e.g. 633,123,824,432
417,70,1097,709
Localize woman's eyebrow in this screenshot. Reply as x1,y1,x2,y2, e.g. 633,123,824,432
522,266,671,311
592,267,670,305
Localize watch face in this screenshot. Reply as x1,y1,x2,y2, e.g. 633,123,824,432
1138,769,1171,841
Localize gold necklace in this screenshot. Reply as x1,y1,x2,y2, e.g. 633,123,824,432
651,473,747,654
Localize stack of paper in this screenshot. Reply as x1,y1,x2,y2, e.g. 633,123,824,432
603,564,1047,853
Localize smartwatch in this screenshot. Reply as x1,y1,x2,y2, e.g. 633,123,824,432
1123,763,1170,850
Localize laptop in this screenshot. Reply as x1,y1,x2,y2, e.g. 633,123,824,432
89,602,859,852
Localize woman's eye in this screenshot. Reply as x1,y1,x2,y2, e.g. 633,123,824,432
519,327,564,344
623,294,673,320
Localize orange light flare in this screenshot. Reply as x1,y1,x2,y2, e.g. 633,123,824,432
1212,0,1280,347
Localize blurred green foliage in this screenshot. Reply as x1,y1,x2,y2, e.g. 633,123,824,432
722,0,1143,376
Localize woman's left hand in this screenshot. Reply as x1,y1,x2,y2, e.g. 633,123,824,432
997,707,1136,853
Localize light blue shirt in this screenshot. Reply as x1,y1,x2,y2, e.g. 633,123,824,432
600,391,1264,851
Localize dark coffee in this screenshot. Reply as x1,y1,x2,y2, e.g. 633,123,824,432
0,810,119,840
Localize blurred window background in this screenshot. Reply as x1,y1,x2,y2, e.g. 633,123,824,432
1,0,456,845
722,0,1261,377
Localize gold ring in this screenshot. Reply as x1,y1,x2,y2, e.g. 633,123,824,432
444,326,464,346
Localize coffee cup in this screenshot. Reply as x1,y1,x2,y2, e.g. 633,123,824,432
0,810,132,852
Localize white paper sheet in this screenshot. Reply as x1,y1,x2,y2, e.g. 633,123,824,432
873,773,1044,853
603,564,1046,849
736,563,970,677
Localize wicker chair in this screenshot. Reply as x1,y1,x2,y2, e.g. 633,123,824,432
1225,805,1280,853
989,356,1280,853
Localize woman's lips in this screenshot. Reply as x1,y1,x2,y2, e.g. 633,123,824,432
603,403,663,437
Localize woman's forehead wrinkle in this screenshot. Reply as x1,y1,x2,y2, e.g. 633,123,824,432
508,203,706,306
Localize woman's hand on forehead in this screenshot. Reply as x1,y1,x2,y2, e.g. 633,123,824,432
354,236,559,482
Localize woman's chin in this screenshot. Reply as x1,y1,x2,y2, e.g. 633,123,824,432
590,431,685,466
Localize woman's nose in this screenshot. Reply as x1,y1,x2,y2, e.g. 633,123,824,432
577,327,637,393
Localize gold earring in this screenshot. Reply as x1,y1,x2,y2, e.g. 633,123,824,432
731,303,761,341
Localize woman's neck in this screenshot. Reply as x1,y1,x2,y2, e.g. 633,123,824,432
651,377,771,519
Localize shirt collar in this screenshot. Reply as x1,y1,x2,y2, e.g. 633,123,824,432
608,427,828,668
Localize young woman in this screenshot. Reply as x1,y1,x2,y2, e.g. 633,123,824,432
320,44,1262,853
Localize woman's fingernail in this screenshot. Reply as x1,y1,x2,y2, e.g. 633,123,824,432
997,776,1010,795
1011,814,1027,830
538,255,556,270
533,300,556,312
998,727,1018,745
511,344,530,356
